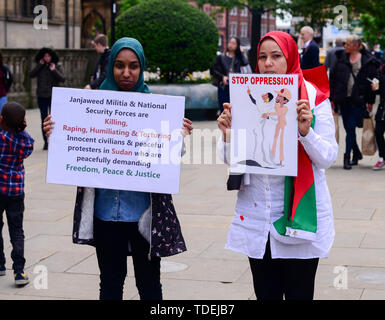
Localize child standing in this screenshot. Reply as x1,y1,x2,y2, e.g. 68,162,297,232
0,102,34,286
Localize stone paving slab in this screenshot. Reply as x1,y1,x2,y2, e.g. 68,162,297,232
0,109,384,300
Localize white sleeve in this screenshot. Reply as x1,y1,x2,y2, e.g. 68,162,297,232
217,138,231,165
298,98,338,169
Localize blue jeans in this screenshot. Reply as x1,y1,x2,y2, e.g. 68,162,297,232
0,96,8,112
340,98,363,157
217,84,229,113
94,218,162,300
0,193,26,273
37,97,51,144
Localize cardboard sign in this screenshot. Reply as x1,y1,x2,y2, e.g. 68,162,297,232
46,87,185,194
229,74,299,176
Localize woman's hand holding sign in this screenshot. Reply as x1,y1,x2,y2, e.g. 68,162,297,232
181,118,193,137
296,99,312,137
217,102,232,142
43,115,55,138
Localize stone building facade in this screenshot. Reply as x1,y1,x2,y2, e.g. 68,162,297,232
0,0,114,49
190,2,276,52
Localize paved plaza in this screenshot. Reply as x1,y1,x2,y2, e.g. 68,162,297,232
0,108,385,300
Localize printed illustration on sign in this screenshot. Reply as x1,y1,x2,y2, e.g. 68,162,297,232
229,74,298,176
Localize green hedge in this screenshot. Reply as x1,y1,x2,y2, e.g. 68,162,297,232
115,0,219,83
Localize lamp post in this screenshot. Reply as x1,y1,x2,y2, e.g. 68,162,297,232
111,0,117,45
65,0,69,48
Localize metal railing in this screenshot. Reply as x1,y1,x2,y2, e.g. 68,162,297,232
2,48,98,108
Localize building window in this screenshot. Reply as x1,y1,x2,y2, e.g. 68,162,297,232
203,5,211,14
216,14,223,26
261,25,267,36
262,10,268,19
230,22,237,37
240,23,248,38
21,0,52,19
230,7,237,16
240,7,248,17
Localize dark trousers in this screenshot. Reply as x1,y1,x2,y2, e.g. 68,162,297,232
94,218,162,300
37,97,51,144
248,239,319,300
375,121,385,158
340,99,363,157
218,84,229,113
0,194,26,273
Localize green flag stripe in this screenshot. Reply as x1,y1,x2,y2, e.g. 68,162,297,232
273,110,317,236
289,183,317,232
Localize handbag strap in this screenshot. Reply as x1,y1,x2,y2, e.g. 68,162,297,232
229,56,235,74
347,62,357,82
347,56,361,82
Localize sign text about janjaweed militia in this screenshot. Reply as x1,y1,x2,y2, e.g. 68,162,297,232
46,87,185,194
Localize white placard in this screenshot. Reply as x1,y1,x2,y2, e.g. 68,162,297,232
229,73,299,176
46,87,185,194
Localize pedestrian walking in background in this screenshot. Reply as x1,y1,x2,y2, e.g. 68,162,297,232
371,44,383,63
0,51,13,111
0,102,34,286
211,37,249,113
217,31,338,301
43,37,193,300
373,60,385,170
329,35,380,170
84,34,111,90
30,47,65,150
299,26,320,70
324,37,344,73
325,37,345,117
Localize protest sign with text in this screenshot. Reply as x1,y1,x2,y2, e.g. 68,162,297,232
46,87,185,194
229,73,298,176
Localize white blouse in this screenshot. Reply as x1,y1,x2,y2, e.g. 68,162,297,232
218,81,338,259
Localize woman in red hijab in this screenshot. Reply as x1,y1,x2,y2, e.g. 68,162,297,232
217,31,338,300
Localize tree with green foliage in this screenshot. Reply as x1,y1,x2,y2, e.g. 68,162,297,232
199,0,371,69
359,0,385,49
119,0,142,12
115,0,219,83
196,0,286,71
289,0,385,49
361,14,385,49
283,0,344,31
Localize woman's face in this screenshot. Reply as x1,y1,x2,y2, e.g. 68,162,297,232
113,48,141,91
227,38,238,52
43,53,52,63
344,39,358,54
257,39,287,74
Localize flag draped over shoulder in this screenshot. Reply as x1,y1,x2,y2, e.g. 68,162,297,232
255,32,329,240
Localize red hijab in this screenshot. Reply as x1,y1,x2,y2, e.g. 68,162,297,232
256,31,329,105
256,31,318,222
